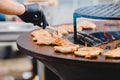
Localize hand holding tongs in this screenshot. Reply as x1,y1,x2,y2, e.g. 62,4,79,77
18,3,49,29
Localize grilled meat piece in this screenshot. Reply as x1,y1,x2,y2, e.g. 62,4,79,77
77,20,96,29
31,29,74,46
104,48,120,59
31,29,52,40
31,29,55,45
55,25,69,35
55,24,82,35
52,38,74,46
54,44,80,53
74,47,103,59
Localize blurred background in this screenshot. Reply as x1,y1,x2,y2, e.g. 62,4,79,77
0,0,120,80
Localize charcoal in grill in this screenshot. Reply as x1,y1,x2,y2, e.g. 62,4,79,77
77,31,103,46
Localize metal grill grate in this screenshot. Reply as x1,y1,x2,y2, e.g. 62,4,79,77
73,4,120,43
74,4,120,20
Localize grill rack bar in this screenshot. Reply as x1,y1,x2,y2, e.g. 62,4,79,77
77,32,103,46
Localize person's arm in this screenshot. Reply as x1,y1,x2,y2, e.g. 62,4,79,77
0,0,25,15
0,0,48,28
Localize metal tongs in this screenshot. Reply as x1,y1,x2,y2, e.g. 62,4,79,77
46,26,58,33
45,26,59,35
77,31,103,46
